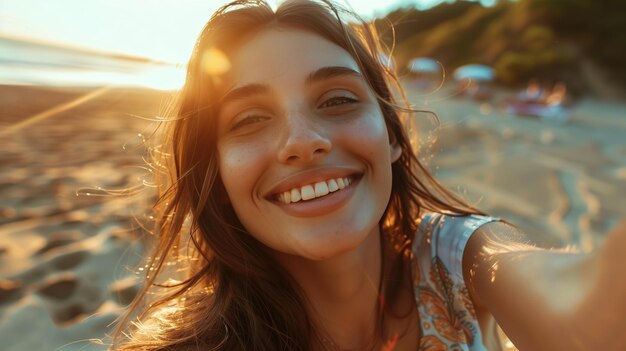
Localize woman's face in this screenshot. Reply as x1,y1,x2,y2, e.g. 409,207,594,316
215,28,400,261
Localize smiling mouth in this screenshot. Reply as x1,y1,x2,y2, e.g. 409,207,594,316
274,176,356,204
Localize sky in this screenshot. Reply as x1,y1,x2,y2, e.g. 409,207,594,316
0,0,457,64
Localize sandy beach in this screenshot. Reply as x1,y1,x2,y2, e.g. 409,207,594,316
1,83,625,350
0,85,168,350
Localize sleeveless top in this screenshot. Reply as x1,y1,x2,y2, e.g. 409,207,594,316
412,213,499,351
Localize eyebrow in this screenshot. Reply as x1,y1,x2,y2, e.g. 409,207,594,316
219,66,363,106
305,66,362,85
219,83,269,106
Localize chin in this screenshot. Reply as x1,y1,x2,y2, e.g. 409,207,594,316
294,227,376,261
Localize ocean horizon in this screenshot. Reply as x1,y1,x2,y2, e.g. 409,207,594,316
0,36,185,90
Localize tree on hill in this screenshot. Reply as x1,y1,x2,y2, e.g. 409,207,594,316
374,0,626,93
375,1,478,44
524,0,626,86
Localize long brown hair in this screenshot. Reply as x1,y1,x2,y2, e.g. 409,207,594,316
111,1,481,350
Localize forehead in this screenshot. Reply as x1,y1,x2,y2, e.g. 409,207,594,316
224,28,361,88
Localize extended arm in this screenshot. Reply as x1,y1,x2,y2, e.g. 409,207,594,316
463,220,626,351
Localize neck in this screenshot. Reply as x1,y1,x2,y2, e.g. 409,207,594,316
276,227,383,350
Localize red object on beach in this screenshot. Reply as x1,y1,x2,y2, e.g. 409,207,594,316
503,99,571,123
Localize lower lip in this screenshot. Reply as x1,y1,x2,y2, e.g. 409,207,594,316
271,178,359,218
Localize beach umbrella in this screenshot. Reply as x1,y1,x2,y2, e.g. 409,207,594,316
408,57,440,73
453,64,494,81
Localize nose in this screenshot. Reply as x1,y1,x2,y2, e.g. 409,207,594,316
277,111,331,164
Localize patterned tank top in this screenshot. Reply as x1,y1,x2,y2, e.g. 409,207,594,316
412,213,499,351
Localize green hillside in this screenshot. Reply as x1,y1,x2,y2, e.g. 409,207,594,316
375,0,626,94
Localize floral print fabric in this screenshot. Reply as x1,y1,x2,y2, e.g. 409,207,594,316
412,213,499,351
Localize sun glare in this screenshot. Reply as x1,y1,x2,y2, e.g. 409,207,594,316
0,0,448,89
201,48,231,76
136,64,187,91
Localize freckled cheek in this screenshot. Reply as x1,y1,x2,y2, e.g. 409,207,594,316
343,114,391,156
218,141,270,198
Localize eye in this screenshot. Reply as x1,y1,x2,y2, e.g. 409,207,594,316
318,95,358,109
230,114,270,131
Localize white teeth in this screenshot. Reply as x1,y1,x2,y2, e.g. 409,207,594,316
301,185,315,200
328,179,338,192
277,176,354,204
314,181,329,197
337,178,345,189
290,188,301,203
284,190,291,204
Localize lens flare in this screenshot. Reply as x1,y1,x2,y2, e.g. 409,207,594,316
201,47,231,76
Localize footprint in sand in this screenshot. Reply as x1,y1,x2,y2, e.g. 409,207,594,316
49,249,89,271
0,279,24,305
35,274,78,300
35,273,104,325
33,230,84,256
109,276,141,306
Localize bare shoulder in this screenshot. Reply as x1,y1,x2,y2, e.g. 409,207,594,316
462,221,535,286
460,219,615,350
467,220,535,252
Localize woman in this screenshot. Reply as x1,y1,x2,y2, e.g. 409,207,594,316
112,1,626,350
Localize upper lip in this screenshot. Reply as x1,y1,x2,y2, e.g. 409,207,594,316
264,167,361,200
